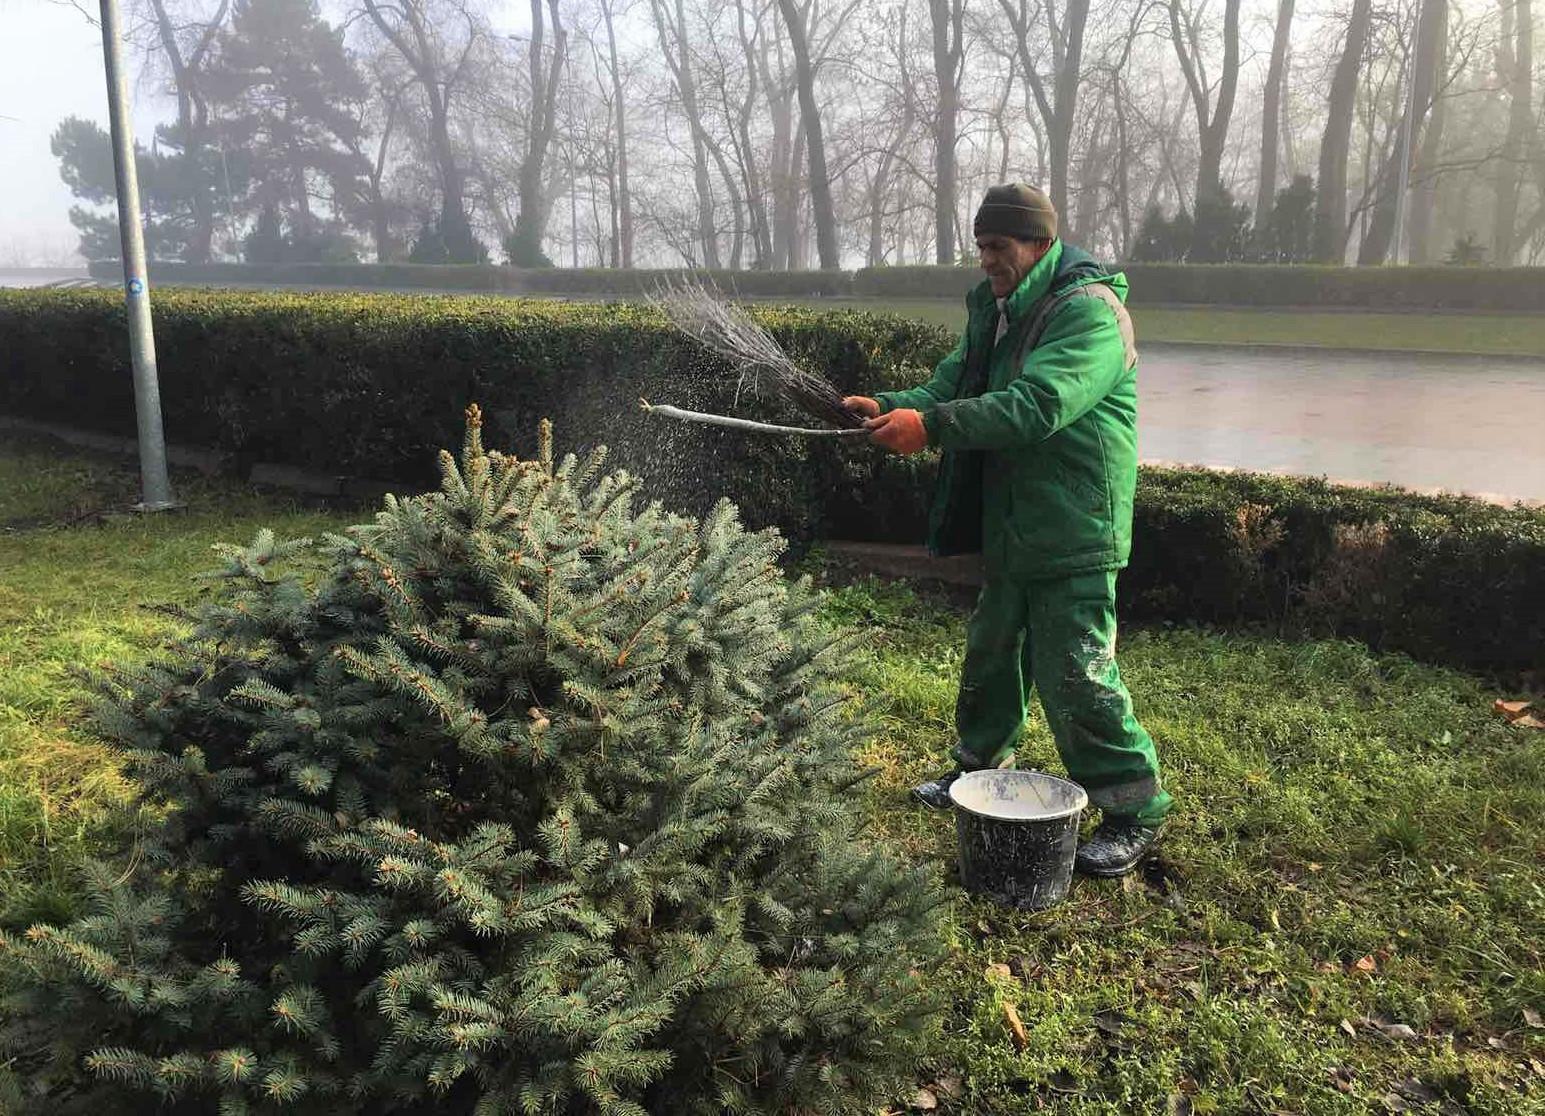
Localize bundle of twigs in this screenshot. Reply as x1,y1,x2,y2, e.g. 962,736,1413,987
649,275,864,430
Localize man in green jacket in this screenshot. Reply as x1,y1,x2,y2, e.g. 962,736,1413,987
844,184,1171,877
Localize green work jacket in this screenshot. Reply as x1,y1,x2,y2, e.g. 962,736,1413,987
876,240,1138,581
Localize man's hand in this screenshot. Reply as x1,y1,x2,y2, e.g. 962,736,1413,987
842,395,881,419
865,409,929,455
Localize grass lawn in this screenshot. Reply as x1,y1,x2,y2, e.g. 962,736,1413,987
2,431,1542,1113
799,299,1545,358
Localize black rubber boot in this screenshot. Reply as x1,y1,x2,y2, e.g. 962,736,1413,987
911,770,963,810
913,753,1017,810
1074,818,1161,877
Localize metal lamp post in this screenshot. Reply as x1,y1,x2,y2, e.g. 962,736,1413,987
98,0,176,510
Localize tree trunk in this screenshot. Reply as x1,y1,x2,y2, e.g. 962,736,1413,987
1313,0,1374,262
146,0,229,261
1493,0,1533,264
1408,66,1447,264
1357,0,1445,264
788,121,808,268
1255,0,1295,228
601,0,633,267
510,0,567,264
650,0,720,267
759,20,798,269
776,0,839,269
362,0,479,261
929,0,963,263
1170,0,1242,259
733,0,773,268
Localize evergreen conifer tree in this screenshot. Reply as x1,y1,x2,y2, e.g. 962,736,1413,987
0,410,946,1114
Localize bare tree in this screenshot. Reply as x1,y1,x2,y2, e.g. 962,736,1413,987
996,0,1088,223
929,0,965,262
1492,0,1534,263
722,0,773,267
1255,0,1294,229
598,0,634,266
1407,0,1451,263
1357,0,1445,263
508,0,568,264
1312,0,1373,262
340,67,411,261
650,0,722,266
360,0,482,259
1169,0,1242,257
774,0,839,268
141,0,232,261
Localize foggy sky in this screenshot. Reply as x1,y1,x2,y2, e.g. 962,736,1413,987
2,0,172,266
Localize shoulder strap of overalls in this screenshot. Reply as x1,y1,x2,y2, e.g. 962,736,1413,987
1016,282,1138,371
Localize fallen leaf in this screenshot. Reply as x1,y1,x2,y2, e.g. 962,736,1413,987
1494,699,1532,719
1393,1078,1439,1104
1010,955,1039,981
1530,1057,1545,1078
910,1087,938,1111
1514,714,1545,729
1368,1018,1420,1041
984,963,1014,982
1002,1002,1028,1050
1093,1011,1125,1037
933,1073,963,1099
1353,954,1377,973
1339,1019,1358,1038
1487,1036,1509,1050
1523,1007,1542,1029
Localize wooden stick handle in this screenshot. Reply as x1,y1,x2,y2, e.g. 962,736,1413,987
639,399,871,438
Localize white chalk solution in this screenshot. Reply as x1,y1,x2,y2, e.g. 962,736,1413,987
949,769,1088,821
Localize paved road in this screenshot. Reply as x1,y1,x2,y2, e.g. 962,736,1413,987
1138,343,1545,504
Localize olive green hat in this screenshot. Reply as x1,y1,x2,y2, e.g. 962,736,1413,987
973,183,1058,241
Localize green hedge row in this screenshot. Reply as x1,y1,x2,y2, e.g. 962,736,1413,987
853,263,1545,310
88,260,1545,310
85,261,853,298
0,288,943,546
4,288,1541,674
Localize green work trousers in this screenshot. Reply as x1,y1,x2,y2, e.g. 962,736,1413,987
953,571,1173,828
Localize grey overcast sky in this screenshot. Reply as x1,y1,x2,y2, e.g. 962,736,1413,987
0,0,171,265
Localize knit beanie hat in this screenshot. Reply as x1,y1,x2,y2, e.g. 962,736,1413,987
973,183,1058,241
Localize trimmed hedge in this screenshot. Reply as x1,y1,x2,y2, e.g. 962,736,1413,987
88,260,1545,310
3,287,1541,674
853,263,1545,310
85,261,854,298
0,287,944,547
1123,469,1545,675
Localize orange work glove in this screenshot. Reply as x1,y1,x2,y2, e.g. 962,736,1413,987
864,408,929,455
842,395,881,419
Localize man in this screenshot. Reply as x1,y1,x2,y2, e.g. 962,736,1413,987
843,184,1172,878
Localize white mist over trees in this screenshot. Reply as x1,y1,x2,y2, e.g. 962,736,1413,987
50,0,1545,267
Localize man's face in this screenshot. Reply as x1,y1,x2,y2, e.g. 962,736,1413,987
977,234,1049,297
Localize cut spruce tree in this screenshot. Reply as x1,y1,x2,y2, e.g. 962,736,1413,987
0,408,947,1115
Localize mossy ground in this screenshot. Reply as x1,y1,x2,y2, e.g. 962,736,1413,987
2,431,1541,1113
